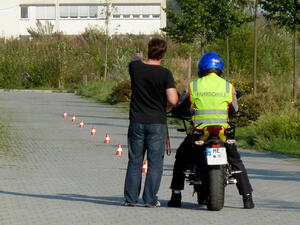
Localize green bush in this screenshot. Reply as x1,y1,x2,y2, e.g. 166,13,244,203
109,80,131,103
76,80,116,102
252,108,300,157
232,92,290,127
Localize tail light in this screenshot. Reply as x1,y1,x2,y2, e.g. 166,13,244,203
206,127,222,135
212,144,221,148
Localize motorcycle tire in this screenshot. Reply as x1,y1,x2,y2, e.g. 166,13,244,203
207,165,226,211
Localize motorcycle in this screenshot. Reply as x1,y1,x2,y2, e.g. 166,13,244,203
170,110,244,211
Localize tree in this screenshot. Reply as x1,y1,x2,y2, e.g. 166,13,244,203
163,0,215,80
163,0,249,80
208,0,250,80
103,0,112,80
252,0,259,95
261,0,300,101
238,0,260,95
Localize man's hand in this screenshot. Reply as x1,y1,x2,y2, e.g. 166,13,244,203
131,52,143,62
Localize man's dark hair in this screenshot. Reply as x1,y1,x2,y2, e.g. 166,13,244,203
148,38,167,60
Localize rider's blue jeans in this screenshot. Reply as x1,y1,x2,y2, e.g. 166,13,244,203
124,122,166,205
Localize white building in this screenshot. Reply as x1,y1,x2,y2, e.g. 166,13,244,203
0,0,167,38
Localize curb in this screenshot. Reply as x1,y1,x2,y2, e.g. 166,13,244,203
0,89,69,93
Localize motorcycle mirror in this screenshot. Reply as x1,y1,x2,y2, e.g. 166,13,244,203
236,91,243,99
177,128,185,132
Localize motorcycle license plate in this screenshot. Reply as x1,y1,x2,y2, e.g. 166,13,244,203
206,147,227,165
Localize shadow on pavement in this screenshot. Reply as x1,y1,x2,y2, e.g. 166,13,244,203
0,191,124,206
86,122,128,128
255,199,300,211
76,115,128,121
247,168,300,182
240,150,289,159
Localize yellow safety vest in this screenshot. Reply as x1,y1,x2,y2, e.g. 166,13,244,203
189,73,233,129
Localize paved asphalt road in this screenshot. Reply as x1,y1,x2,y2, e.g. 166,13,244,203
0,91,299,225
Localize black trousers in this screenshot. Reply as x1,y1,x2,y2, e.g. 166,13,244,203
170,136,253,195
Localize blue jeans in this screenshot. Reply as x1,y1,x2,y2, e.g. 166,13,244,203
124,122,166,205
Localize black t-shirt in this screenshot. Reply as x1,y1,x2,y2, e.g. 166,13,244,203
129,60,176,124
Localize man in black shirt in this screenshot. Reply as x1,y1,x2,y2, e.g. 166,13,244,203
124,38,178,207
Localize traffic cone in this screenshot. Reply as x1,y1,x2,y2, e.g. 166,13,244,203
63,111,67,119
116,144,123,156
91,126,96,135
104,133,111,144
72,114,76,122
142,160,148,174
79,120,85,128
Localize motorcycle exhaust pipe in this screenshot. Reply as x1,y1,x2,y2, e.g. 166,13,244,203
226,139,236,144
227,177,238,184
194,140,205,145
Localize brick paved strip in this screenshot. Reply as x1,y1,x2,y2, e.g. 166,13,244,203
0,91,299,225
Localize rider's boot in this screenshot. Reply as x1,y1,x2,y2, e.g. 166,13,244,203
168,190,182,207
243,193,255,209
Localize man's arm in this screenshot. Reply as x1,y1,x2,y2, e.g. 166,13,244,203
166,88,178,106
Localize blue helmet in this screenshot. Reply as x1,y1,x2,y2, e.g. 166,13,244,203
198,52,224,76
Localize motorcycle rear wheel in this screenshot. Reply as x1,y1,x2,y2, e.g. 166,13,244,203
207,165,226,211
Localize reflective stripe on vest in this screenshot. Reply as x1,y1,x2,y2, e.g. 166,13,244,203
195,119,228,124
226,81,229,93
195,109,227,115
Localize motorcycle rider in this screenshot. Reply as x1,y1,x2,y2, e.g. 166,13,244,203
168,52,255,209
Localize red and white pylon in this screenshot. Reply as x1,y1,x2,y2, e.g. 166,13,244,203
63,111,67,119
72,114,76,122
79,120,85,128
104,133,111,144
142,160,148,174
116,144,123,156
91,126,96,135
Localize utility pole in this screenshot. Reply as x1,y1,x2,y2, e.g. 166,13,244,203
253,0,258,95
104,0,112,80
293,0,297,102
55,0,60,32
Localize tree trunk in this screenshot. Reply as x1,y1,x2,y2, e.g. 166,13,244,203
104,1,111,80
104,37,108,80
188,54,192,81
293,24,297,102
82,74,88,86
253,0,258,95
201,36,205,55
226,36,230,80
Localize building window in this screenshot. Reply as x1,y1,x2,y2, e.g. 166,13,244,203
79,6,89,18
60,5,106,19
21,6,28,19
112,4,161,20
89,5,98,18
98,5,106,18
69,6,78,18
60,5,68,18
36,5,55,20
